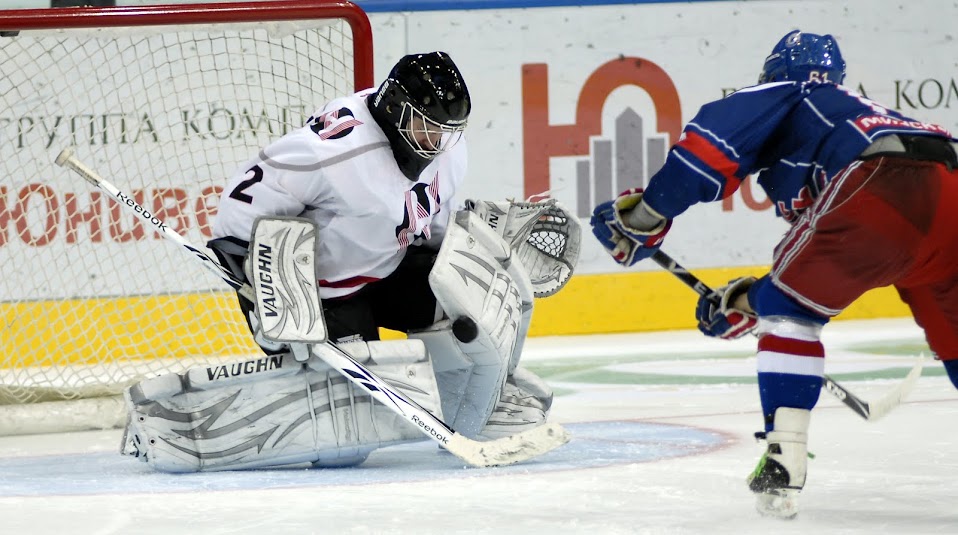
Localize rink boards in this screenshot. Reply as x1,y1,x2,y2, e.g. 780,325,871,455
0,268,911,368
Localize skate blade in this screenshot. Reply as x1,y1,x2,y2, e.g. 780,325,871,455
755,489,799,519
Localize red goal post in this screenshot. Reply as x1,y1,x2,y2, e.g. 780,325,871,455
0,1,373,90
0,0,373,435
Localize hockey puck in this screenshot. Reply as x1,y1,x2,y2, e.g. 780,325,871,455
452,317,478,343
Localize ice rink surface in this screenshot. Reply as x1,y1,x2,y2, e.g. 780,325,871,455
0,318,954,535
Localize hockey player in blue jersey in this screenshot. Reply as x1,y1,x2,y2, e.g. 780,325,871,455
591,30,958,518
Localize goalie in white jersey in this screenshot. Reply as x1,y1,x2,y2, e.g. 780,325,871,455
211,51,471,342
120,52,581,472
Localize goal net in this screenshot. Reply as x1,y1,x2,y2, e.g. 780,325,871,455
0,0,373,434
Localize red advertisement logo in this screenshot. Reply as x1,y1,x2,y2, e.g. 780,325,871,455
521,57,681,213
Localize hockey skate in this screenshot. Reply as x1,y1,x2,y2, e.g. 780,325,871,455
479,367,554,440
746,407,810,519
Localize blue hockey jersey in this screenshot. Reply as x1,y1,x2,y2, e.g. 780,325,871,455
642,81,954,223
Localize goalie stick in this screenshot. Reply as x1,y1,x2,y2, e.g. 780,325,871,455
55,147,571,467
649,249,923,421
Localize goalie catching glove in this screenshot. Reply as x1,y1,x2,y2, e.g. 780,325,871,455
590,188,672,267
465,197,580,297
695,276,758,340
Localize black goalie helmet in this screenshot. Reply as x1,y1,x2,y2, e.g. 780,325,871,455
368,51,471,180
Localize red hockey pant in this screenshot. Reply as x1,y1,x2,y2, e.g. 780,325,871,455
770,157,958,359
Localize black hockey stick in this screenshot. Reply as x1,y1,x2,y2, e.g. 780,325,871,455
55,147,570,467
650,249,922,421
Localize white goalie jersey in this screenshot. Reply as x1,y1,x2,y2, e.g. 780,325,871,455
212,89,468,299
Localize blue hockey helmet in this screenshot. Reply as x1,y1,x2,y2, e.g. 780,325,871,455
758,30,846,84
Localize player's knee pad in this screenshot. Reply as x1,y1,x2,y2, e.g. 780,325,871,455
411,324,551,440
122,339,441,473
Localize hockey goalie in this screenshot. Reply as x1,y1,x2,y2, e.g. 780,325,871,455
119,52,581,472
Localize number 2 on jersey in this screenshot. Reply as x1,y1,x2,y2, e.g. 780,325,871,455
229,165,264,204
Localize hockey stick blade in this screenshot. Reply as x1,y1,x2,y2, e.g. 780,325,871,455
650,249,921,422
447,422,571,467
56,147,571,467
823,356,924,421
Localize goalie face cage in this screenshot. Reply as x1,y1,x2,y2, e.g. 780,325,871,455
0,1,372,434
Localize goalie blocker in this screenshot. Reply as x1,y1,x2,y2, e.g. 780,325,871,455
122,204,580,471
248,216,327,361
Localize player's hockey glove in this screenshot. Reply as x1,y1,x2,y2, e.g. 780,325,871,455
590,188,672,267
695,276,758,339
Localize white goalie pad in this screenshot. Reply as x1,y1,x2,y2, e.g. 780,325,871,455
248,216,326,345
121,340,440,472
466,198,581,297
411,211,533,437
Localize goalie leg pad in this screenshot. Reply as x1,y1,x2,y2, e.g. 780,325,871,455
410,211,534,437
410,322,501,438
122,340,441,472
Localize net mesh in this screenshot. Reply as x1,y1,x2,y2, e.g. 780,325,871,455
0,4,364,410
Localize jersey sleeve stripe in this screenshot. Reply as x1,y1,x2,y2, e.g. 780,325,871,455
259,141,389,172
319,118,364,140
676,131,743,198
